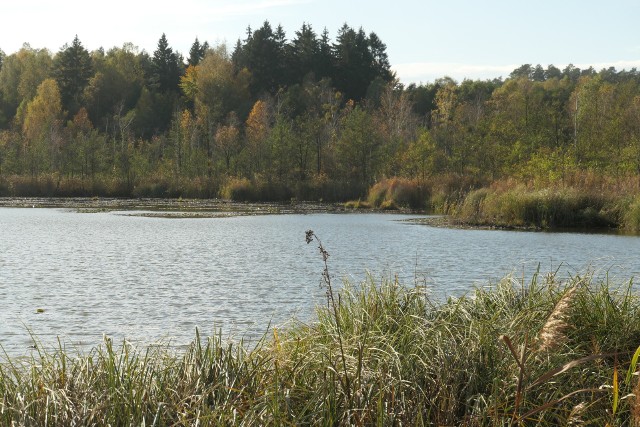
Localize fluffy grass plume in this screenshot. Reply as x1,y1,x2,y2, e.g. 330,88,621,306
537,283,580,353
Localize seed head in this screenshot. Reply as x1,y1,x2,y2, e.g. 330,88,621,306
305,229,314,244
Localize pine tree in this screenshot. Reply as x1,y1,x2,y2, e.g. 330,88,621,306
231,38,244,72
332,25,392,101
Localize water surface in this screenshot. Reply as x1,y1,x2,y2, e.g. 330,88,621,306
1,208,638,356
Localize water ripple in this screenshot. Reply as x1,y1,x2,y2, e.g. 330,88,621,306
1,208,638,357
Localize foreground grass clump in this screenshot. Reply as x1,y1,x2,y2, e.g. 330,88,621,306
2,272,640,425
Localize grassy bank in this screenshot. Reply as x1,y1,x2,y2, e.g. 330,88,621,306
2,269,640,425
0,173,366,203
444,177,640,232
349,174,640,233
3,172,639,233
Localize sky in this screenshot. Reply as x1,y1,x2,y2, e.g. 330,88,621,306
2,0,640,85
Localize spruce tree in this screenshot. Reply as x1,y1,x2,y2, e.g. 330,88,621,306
53,35,93,115
368,32,393,81
150,33,181,93
241,21,287,95
290,23,319,83
188,37,209,66
317,28,334,81
332,25,392,101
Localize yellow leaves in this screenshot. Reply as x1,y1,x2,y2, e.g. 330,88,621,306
180,110,194,133
433,81,457,125
245,100,271,144
215,123,239,147
180,65,199,100
72,108,93,133
180,46,249,125
22,78,62,143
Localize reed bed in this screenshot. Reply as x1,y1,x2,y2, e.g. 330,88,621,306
366,177,430,210
453,184,624,230
2,258,640,424
447,174,640,231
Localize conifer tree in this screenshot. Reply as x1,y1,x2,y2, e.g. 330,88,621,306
290,23,320,82
53,35,93,115
317,28,334,81
241,21,287,95
150,33,182,93
368,32,392,81
188,37,209,66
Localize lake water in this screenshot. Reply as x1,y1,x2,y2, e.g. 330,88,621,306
1,207,639,357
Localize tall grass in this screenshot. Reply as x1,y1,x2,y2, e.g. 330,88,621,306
623,195,640,233
366,177,430,210
0,173,366,202
219,175,366,203
360,174,485,212
453,184,622,229
446,174,640,231
2,254,640,424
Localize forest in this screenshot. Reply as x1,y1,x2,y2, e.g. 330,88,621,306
1,22,640,228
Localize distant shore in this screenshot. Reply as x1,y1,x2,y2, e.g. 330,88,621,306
0,197,426,218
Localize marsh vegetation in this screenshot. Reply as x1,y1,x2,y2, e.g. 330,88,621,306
2,270,640,425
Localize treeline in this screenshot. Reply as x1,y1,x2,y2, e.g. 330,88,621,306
0,24,639,206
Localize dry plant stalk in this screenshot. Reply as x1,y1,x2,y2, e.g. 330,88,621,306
567,401,587,426
537,285,579,353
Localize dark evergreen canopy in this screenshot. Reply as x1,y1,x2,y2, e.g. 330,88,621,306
232,21,393,100
53,35,93,114
150,33,182,93
188,37,209,67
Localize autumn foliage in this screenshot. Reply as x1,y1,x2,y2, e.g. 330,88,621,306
1,32,640,229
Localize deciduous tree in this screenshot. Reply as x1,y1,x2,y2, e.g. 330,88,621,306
22,78,63,175
83,43,145,132
0,45,53,125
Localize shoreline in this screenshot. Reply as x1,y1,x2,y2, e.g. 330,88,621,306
0,197,630,234
0,196,426,217
407,215,628,235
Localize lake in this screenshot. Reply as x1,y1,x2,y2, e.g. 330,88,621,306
1,207,638,357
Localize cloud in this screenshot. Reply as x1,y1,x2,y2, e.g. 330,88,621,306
572,60,640,71
393,60,640,84
392,62,517,84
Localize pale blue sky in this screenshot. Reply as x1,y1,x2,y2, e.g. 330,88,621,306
2,0,639,84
